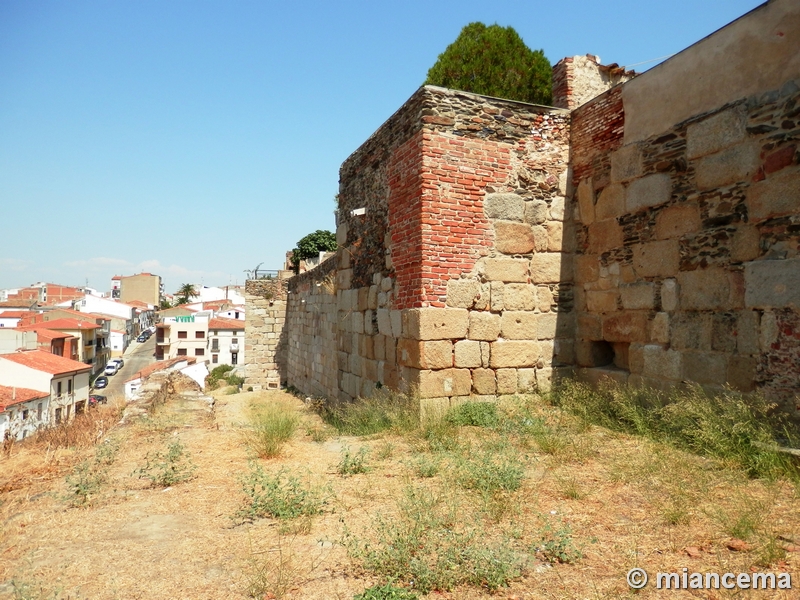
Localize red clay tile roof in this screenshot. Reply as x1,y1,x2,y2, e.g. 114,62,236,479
0,385,49,410
17,318,99,331
0,350,91,374
126,300,151,308
209,317,245,330
111,275,121,280
29,329,72,341
0,301,36,309
0,311,28,319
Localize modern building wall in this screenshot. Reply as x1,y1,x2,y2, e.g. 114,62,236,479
120,273,161,307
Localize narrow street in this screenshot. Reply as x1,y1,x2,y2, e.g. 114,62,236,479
102,335,156,400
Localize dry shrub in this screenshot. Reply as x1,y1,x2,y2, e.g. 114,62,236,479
30,402,123,452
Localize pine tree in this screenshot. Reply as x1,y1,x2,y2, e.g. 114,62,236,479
425,23,552,105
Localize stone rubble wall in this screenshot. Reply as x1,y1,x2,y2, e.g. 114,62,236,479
570,69,800,416
244,279,288,390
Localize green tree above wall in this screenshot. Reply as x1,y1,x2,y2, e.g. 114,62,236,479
175,283,197,305
425,22,552,105
291,230,337,272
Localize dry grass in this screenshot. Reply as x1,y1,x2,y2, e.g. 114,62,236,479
0,388,797,599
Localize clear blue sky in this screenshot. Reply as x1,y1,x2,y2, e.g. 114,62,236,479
0,0,764,294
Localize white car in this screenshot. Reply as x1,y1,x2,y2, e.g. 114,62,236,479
104,362,119,376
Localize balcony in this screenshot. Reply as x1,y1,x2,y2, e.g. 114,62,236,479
230,343,239,353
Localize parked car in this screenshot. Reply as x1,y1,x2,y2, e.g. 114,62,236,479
104,362,119,376
89,394,107,406
137,333,147,342
93,376,109,389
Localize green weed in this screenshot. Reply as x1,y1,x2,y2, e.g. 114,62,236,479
445,402,499,427
135,438,196,487
338,446,370,476
237,464,329,521
243,401,299,458
318,390,418,436
353,583,419,600
63,438,119,506
536,521,582,564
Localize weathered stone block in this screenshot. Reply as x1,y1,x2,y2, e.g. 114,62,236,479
686,105,747,159
611,143,643,183
468,311,501,341
549,196,566,221
530,253,567,283
532,225,549,252
642,344,682,380
588,219,623,254
454,339,483,368
671,312,712,350
483,258,529,282
446,278,481,309
472,368,496,395
490,281,504,312
661,278,679,311
484,193,524,221
537,313,559,340
352,311,364,334
586,289,619,313
602,311,649,343
727,354,758,392
650,312,670,344
377,308,392,336
577,178,595,224
418,368,472,398
554,338,575,365
711,313,737,353
577,314,602,340
494,221,535,254
628,343,645,374
682,351,727,385
632,240,680,278
364,310,375,335
747,166,800,221
390,310,402,338
694,142,760,190
524,199,549,225
404,308,468,340
501,311,537,340
517,368,537,392
678,268,731,310
596,184,626,220
368,285,378,310
358,287,369,311
336,268,352,290
730,225,760,263
538,285,554,312
503,283,537,311
736,310,760,354
336,223,348,246
489,340,540,368
759,310,778,352
544,222,563,252
575,255,599,283
536,367,553,391
620,282,655,310
744,258,800,309
496,369,517,394
374,335,386,361
626,174,671,212
655,205,702,240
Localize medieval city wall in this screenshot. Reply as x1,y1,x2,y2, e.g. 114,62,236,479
244,279,288,390
569,0,800,416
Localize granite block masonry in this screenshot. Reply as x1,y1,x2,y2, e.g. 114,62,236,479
246,0,800,418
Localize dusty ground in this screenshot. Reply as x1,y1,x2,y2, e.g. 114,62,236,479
0,389,798,599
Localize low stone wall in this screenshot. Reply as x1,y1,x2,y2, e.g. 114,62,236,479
244,279,288,390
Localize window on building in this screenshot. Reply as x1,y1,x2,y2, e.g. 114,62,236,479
177,348,187,356
212,354,218,364
22,409,29,420
211,340,219,352
57,381,62,396
68,379,72,394
232,338,238,344
195,348,204,356
232,353,238,365
178,331,187,339
55,407,62,424
37,403,42,420
195,331,205,339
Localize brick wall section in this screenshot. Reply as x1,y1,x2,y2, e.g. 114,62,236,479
569,79,800,417
244,279,288,390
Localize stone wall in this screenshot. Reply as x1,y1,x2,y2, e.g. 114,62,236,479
244,279,288,390
285,257,338,398
568,0,800,417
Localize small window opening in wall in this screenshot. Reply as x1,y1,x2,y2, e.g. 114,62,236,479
350,207,366,216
